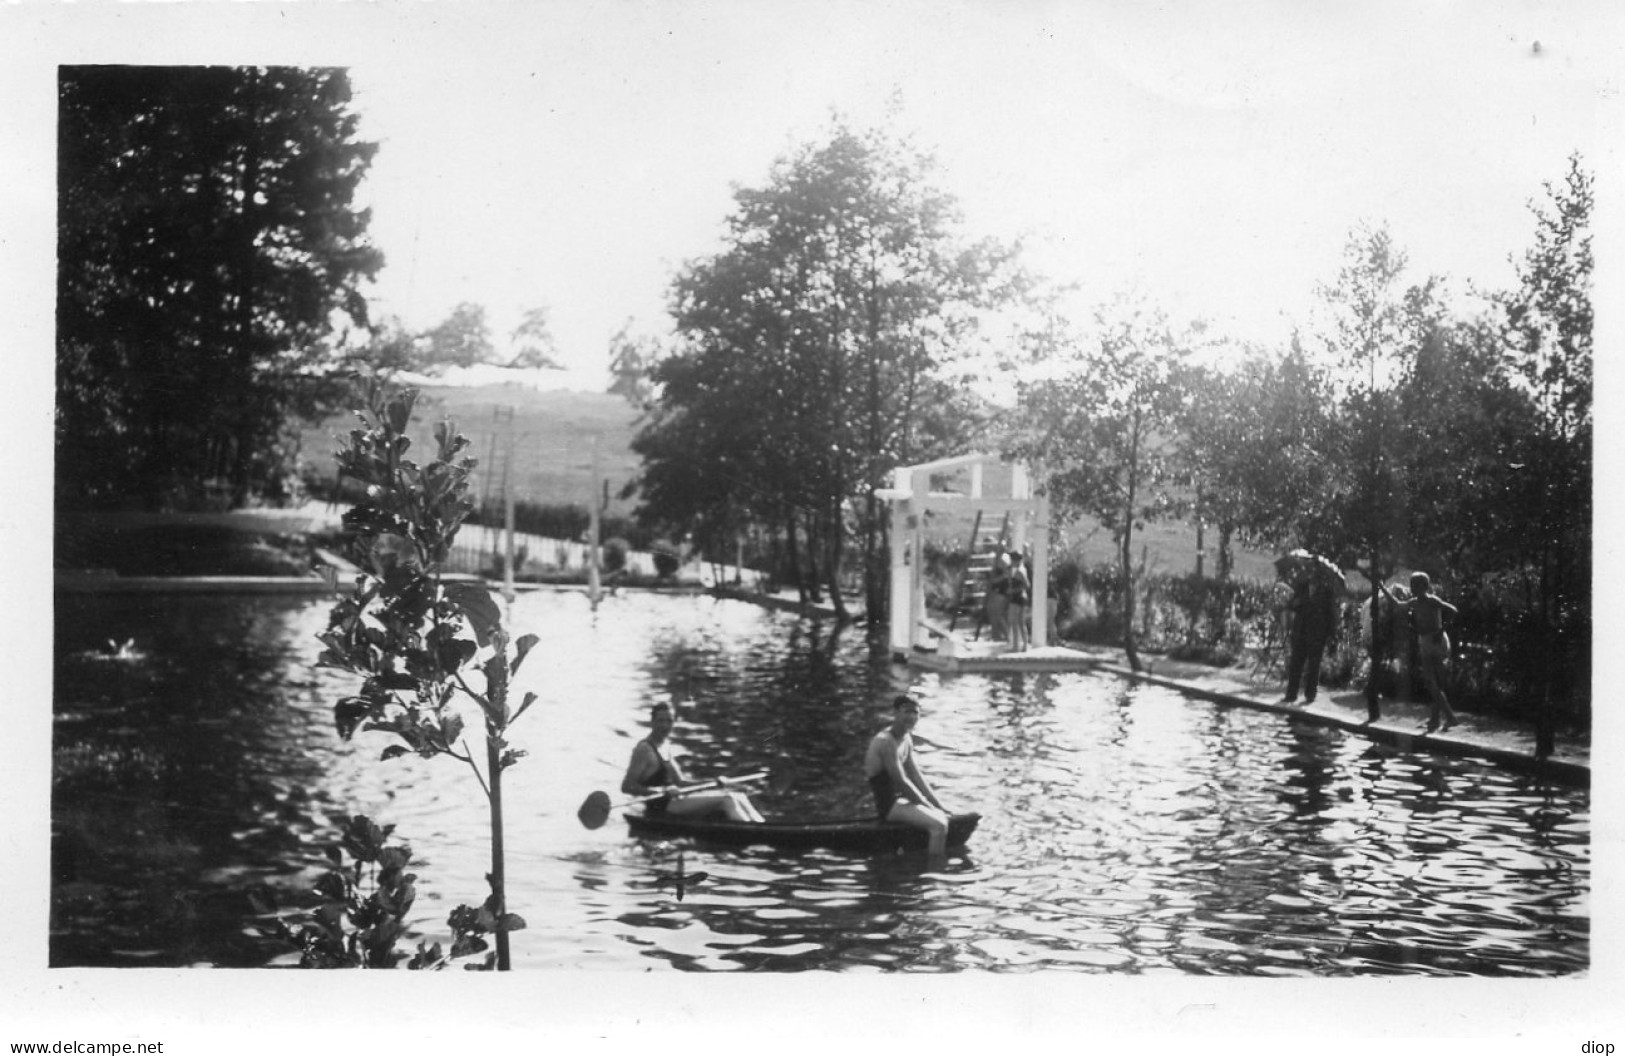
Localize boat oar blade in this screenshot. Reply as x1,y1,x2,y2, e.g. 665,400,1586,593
577,790,614,830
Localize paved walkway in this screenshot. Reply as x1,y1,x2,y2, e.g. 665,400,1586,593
1085,646,1590,785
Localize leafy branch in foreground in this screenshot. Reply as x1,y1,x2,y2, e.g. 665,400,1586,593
304,377,536,969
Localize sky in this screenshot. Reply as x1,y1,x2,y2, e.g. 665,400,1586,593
312,0,1624,392
2,1,1624,1048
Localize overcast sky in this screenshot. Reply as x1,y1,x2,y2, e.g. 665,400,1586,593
4,2,1618,393
325,1,1624,390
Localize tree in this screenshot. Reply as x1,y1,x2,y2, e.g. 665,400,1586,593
57,65,382,509
508,306,564,371
1496,154,1593,745
346,314,424,378
1004,292,1196,671
607,319,659,407
642,118,1017,620
420,302,495,373
1309,224,1422,714
1177,340,1336,578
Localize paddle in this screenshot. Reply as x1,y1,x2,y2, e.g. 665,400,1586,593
577,767,785,830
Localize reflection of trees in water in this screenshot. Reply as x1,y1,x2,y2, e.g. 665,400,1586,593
52,594,342,967
613,845,983,971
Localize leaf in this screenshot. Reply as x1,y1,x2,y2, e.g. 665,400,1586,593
380,745,410,762
511,633,539,673
510,691,539,725
444,581,501,647
440,712,465,747
434,637,477,674
385,389,418,435
497,913,527,933
334,697,370,741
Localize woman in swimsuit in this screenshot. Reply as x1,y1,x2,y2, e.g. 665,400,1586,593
622,702,765,822
1382,571,1460,733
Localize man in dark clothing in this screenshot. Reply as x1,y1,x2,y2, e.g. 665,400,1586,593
1280,552,1341,705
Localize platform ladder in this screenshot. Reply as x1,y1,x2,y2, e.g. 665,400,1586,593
947,510,1011,641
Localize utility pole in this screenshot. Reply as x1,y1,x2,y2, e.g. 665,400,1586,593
503,440,516,604
588,435,602,609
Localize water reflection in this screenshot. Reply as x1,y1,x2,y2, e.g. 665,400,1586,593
51,590,1588,974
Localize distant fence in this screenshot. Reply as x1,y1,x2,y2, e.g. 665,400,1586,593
444,523,664,578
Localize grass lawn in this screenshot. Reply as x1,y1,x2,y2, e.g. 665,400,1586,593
298,385,644,517
55,520,317,577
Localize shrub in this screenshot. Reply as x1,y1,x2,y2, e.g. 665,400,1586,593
651,541,681,578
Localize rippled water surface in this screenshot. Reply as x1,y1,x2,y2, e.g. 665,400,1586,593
52,590,1588,973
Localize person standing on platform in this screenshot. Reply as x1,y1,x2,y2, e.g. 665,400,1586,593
985,552,1011,641
1006,549,1031,651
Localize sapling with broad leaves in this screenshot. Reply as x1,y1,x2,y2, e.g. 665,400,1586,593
311,377,536,969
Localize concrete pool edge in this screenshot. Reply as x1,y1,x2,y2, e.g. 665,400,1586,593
1100,661,1590,787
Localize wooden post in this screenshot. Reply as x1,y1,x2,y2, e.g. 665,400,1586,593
588,436,602,608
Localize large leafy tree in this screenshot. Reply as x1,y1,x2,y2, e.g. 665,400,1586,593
1496,154,1592,735
637,119,1016,621
1004,292,1197,671
606,319,660,407
507,306,563,371
420,302,495,373
1305,224,1426,712
57,65,382,508
1177,340,1336,578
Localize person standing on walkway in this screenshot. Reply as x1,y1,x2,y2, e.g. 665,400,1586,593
1279,550,1340,706
864,694,951,857
1383,571,1460,733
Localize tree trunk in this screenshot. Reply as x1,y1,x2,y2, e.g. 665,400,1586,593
1365,550,1382,720
1217,522,1235,581
230,71,265,509
784,511,806,602
486,731,510,970
1121,412,1142,672
825,495,849,622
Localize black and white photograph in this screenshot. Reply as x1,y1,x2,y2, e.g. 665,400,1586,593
3,1,1620,1051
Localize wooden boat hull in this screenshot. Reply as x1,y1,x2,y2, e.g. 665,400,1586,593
626,810,981,853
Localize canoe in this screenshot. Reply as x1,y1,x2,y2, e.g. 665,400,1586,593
626,810,981,854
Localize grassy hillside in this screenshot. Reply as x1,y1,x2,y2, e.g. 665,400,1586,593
299,385,645,516
299,382,1282,583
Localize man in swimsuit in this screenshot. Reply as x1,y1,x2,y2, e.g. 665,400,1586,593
864,694,951,857
1383,571,1460,733
622,702,765,822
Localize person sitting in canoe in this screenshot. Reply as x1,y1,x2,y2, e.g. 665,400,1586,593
864,694,951,857
622,701,765,822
